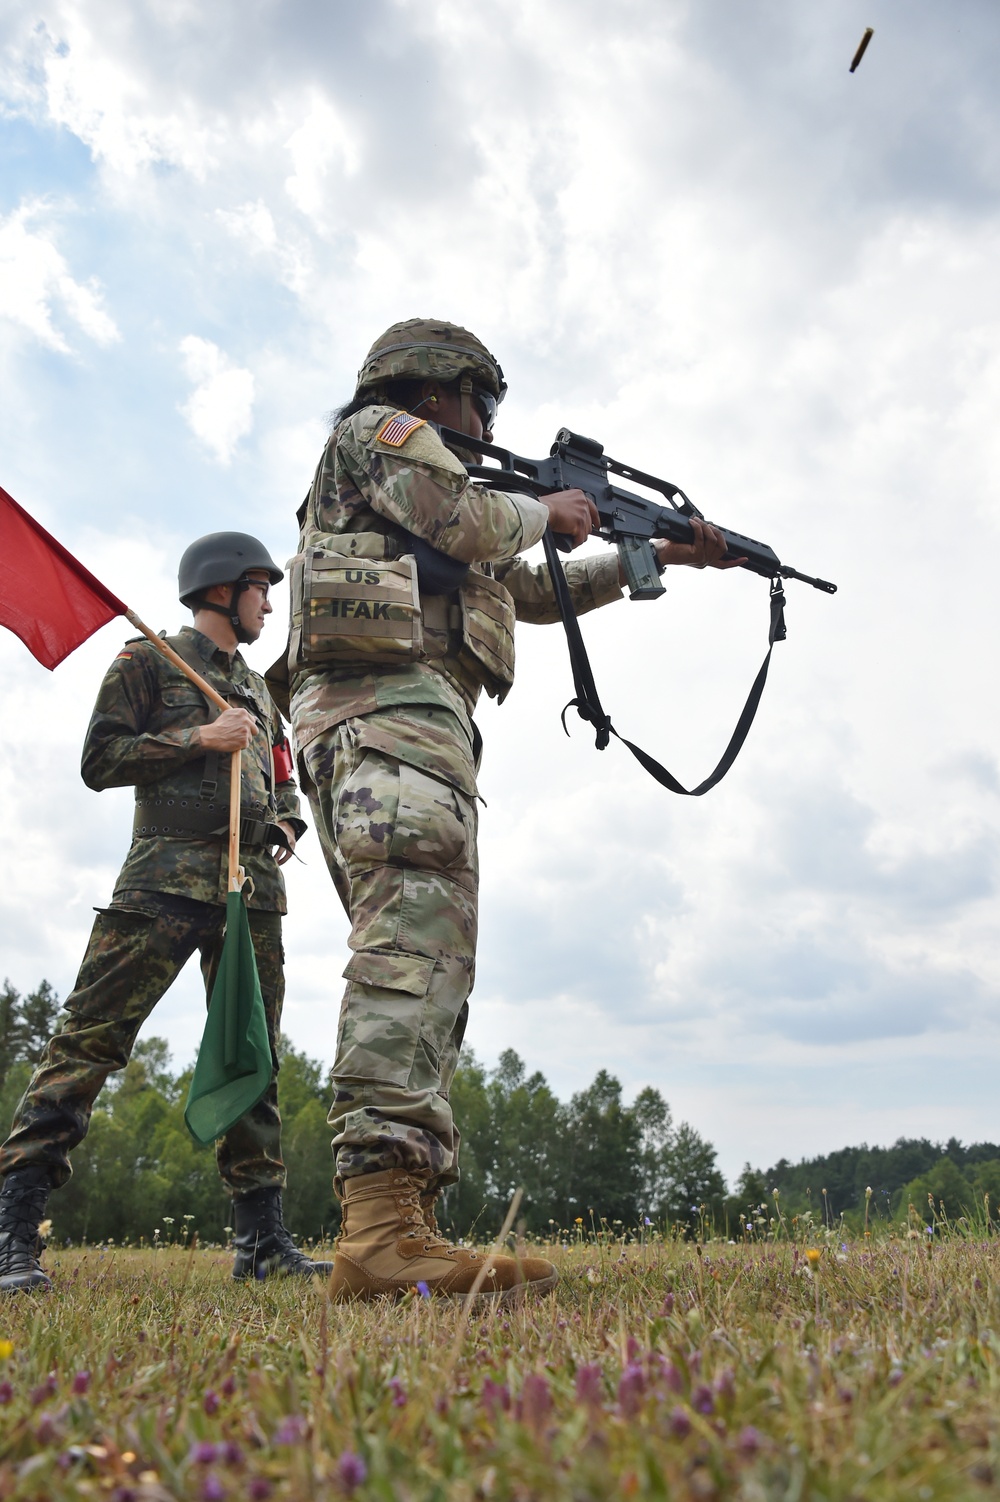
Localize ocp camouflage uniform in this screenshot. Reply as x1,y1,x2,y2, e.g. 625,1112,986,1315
0,627,306,1195
287,406,622,1187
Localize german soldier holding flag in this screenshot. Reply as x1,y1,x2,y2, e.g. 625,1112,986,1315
0,532,330,1292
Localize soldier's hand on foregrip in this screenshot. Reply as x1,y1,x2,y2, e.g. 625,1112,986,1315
654,519,744,571
197,707,258,752
542,488,600,550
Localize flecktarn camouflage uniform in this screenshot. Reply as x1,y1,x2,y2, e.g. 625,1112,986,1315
0,626,306,1196
288,397,623,1191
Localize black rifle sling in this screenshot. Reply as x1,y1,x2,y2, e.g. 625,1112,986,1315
542,530,787,796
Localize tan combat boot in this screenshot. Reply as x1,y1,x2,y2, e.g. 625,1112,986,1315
329,1169,558,1304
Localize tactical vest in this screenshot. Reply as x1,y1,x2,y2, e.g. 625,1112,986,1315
284,530,516,703
129,635,286,849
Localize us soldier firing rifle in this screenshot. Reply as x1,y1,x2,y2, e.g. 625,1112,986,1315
277,319,746,1303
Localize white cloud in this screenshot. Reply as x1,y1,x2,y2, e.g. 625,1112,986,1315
284,94,358,220
0,201,119,350
6,13,221,179
178,335,255,465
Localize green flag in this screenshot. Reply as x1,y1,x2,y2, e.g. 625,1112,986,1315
184,891,272,1145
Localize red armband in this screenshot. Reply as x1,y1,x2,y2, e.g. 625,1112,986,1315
272,735,294,783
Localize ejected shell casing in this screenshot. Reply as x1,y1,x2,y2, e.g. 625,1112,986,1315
849,27,874,72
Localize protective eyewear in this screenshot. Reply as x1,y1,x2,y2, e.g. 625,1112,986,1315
471,387,498,432
237,576,271,600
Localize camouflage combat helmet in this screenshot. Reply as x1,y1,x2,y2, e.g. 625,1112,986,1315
355,318,507,406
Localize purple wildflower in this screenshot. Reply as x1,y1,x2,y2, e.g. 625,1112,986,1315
30,1374,57,1406
481,1377,510,1416
201,1476,225,1502
247,1480,272,1501
203,1389,220,1416
692,1383,715,1415
416,1281,430,1298
220,1441,244,1468
388,1377,407,1408
72,1370,91,1396
336,1451,367,1494
575,1363,604,1408
618,1363,646,1419
0,1381,12,1405
35,1411,57,1445
888,1367,904,1387
626,1336,641,1362
737,1425,762,1456
668,1405,692,1438
517,1372,553,1429
713,1367,736,1402
658,1292,675,1315
273,1415,308,1445
190,1442,219,1466
111,1488,137,1502
221,1374,237,1398
657,1359,683,1394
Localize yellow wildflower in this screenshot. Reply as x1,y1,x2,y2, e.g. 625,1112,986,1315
805,1248,821,1267
0,1339,13,1361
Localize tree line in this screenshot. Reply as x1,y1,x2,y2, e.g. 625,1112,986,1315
738,1136,1000,1229
8,978,990,1244
0,979,727,1246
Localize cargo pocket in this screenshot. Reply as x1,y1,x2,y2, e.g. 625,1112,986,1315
334,747,400,869
64,906,159,1021
334,948,436,1087
389,761,473,876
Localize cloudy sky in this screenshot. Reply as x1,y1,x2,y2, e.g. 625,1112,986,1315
2,0,999,1187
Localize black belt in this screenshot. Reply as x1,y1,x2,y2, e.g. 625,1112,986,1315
133,801,289,850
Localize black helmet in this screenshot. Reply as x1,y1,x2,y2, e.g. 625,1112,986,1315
178,532,283,606
178,532,283,644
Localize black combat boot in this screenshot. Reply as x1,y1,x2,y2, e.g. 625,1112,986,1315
0,1167,53,1293
231,1186,334,1280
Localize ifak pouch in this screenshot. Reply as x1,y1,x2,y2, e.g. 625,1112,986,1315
288,538,424,668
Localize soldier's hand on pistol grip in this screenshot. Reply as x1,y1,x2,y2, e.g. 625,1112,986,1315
273,821,297,867
652,518,746,573
542,488,600,549
196,706,258,752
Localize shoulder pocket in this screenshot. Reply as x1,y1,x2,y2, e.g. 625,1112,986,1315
160,682,208,710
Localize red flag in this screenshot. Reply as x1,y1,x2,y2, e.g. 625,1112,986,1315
0,486,126,669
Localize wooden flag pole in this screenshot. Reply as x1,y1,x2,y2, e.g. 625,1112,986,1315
228,745,244,893
124,609,230,712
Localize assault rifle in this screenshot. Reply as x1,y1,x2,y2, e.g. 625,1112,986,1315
436,423,837,797
437,424,836,601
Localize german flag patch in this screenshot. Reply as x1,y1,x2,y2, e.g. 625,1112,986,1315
116,649,134,660
375,412,427,448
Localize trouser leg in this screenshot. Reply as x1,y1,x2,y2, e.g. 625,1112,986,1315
304,726,478,1187
207,910,287,1195
0,899,202,1188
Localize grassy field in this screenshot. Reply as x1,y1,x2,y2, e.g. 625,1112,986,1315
2,1229,1000,1500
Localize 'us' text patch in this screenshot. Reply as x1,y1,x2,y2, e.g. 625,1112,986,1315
375,412,427,448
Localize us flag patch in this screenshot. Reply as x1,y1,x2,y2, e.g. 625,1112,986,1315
375,412,427,448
